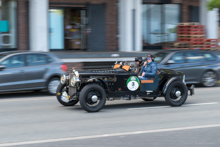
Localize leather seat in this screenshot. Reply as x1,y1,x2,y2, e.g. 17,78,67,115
140,70,161,84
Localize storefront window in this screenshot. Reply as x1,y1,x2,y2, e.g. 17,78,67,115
0,0,17,50
49,7,87,50
142,4,180,48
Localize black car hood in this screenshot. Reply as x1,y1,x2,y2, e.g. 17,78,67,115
77,68,183,77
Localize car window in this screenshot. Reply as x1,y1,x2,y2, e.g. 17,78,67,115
0,55,25,68
203,53,216,61
186,52,205,63
47,56,54,63
169,52,184,64
154,53,169,63
27,54,48,66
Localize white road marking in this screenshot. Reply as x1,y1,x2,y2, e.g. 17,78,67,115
0,97,54,103
127,102,219,110
187,102,219,106
1,124,220,146
128,106,170,110
195,87,220,91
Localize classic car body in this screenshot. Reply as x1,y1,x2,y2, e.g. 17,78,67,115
56,64,194,112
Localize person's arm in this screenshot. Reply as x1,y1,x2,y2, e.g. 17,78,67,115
139,66,145,76
145,63,157,77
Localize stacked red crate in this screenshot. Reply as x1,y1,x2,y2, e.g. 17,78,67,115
177,24,206,49
203,39,218,50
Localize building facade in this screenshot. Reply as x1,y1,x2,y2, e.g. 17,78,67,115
119,0,219,52
0,0,219,52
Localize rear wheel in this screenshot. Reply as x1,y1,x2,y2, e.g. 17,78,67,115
56,83,79,106
201,71,217,87
47,78,60,95
79,84,106,112
165,81,188,106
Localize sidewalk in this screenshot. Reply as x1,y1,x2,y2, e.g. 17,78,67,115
52,50,159,59
52,50,220,59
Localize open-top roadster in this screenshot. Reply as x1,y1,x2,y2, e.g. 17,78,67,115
56,63,195,112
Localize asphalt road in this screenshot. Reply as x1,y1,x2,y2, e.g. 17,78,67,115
0,86,220,147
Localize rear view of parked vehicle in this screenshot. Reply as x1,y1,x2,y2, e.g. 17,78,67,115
154,50,220,87
0,51,67,95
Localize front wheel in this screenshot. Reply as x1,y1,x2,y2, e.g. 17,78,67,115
165,81,188,106
56,83,79,106
79,84,106,112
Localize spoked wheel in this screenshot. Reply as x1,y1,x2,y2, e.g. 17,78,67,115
56,83,79,106
201,71,217,87
165,81,188,106
79,84,106,112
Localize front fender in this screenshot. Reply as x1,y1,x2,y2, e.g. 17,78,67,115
162,77,182,95
86,78,109,91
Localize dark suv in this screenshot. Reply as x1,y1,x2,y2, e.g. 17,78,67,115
154,50,220,87
0,51,67,94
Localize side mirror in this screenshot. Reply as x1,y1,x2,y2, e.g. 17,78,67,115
0,65,5,70
166,60,175,64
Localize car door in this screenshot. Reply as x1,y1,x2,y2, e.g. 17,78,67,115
0,54,26,92
161,52,187,73
22,54,50,89
182,52,206,82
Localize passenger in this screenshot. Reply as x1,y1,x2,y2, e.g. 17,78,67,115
139,55,157,80
134,56,143,76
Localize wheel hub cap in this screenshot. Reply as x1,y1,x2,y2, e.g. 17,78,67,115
175,91,181,97
91,95,98,102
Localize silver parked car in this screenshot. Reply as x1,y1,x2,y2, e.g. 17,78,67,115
154,50,220,87
0,51,67,94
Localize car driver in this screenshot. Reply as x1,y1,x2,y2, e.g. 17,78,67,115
139,55,157,80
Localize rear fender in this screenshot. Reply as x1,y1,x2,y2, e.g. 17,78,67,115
162,77,182,95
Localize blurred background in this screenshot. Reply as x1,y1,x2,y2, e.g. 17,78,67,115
0,0,220,94
1,1,220,146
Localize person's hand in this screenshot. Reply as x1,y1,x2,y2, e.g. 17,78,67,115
144,61,147,66
142,72,145,77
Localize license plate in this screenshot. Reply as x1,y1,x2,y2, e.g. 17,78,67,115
61,96,69,103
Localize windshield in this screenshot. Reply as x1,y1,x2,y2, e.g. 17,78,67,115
153,52,169,64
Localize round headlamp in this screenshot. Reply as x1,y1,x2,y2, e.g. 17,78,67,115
75,71,79,78
60,75,67,84
71,77,76,87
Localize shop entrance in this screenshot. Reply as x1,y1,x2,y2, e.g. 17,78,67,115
49,7,87,50
49,4,106,51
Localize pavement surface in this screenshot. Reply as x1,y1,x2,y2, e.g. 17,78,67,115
0,85,220,147
51,50,220,59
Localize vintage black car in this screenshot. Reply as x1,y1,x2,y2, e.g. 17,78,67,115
56,63,195,112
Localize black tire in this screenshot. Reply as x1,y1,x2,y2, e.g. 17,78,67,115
47,77,60,95
201,71,217,87
56,83,79,106
142,97,157,101
79,84,106,112
165,81,188,106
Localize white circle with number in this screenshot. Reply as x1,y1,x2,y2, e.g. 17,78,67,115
127,81,139,91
